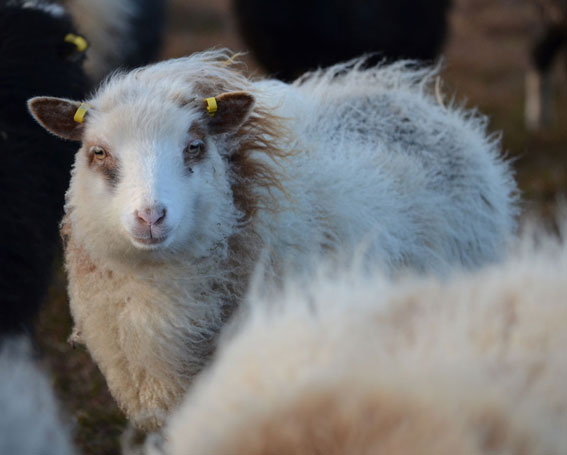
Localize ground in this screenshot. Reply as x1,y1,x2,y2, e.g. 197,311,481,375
36,0,566,453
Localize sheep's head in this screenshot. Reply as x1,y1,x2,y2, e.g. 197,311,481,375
27,81,256,262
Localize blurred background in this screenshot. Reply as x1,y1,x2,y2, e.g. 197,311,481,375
30,0,565,453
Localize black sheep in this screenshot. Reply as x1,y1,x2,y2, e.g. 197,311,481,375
233,0,452,81
122,0,165,69
0,0,165,336
65,0,166,83
0,0,89,335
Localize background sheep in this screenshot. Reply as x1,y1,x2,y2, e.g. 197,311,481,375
65,0,165,84
163,225,567,455
232,0,452,80
0,0,89,335
28,50,517,429
525,0,567,130
0,336,74,455
0,0,164,336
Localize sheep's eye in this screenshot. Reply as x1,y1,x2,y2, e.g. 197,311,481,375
185,139,204,156
91,146,107,160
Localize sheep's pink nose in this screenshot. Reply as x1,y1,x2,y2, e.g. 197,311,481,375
135,205,166,226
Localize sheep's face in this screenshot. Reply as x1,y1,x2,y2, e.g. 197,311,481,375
27,91,255,261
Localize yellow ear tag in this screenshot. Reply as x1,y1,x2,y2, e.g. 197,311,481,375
64,34,89,53
205,97,218,117
73,103,90,124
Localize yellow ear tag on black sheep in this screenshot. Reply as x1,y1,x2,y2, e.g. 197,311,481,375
64,34,88,53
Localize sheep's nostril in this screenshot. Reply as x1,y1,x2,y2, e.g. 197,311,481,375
136,205,167,226
155,208,166,225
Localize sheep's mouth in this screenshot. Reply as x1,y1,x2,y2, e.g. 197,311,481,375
130,234,170,249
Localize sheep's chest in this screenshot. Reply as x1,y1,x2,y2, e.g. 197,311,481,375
63,241,214,428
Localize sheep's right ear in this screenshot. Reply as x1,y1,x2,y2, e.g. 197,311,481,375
27,96,86,141
203,91,255,134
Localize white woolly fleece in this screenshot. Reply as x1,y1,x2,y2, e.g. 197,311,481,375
165,228,567,455
61,50,517,428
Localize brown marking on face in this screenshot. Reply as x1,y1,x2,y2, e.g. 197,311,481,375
174,93,197,108
85,143,120,188
193,80,225,99
187,72,293,219
184,124,207,174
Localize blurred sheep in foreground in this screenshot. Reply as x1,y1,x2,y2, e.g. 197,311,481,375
164,225,567,455
0,336,74,455
233,0,452,80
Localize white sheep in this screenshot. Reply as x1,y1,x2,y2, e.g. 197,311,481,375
163,228,567,455
27,50,517,428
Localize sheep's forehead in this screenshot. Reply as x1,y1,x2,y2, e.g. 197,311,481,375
96,73,200,109
86,65,234,148
87,95,201,151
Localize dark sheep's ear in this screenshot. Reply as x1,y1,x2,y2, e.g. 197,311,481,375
27,96,87,141
203,91,255,134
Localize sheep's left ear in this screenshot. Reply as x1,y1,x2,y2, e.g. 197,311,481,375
203,91,255,134
27,96,86,141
